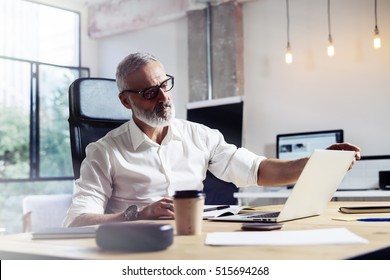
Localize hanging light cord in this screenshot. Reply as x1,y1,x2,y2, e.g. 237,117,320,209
328,0,332,41
374,0,378,31
286,0,290,47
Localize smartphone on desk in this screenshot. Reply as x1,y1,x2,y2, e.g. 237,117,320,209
241,222,283,231
339,206,390,214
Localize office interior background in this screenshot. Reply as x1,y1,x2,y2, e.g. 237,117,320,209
0,0,389,233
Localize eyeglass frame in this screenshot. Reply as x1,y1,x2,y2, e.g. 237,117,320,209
119,74,174,100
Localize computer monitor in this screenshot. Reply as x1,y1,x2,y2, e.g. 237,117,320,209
338,155,390,190
276,129,344,160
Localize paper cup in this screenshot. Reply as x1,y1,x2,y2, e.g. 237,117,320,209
173,190,206,235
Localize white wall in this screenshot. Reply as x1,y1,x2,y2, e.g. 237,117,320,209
43,0,390,158
96,17,189,119
242,0,390,157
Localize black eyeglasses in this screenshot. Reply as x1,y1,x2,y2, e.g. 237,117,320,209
120,74,174,100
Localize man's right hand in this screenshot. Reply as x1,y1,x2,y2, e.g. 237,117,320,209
138,197,175,219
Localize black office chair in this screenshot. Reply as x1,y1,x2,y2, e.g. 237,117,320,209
68,77,131,179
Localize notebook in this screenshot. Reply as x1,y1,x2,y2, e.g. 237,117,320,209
31,226,97,239
209,150,356,223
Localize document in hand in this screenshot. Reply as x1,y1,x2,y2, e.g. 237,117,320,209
203,205,256,219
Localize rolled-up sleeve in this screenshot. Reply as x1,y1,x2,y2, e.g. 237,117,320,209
206,129,266,187
225,147,265,187
63,142,112,227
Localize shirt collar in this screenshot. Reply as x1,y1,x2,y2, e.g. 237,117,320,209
129,118,183,150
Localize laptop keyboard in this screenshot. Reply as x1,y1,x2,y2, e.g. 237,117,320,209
249,212,280,218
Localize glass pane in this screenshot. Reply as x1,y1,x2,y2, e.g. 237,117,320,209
38,65,88,178
0,0,80,66
0,58,30,179
0,180,74,234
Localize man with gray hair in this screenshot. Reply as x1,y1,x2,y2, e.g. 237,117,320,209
64,52,360,227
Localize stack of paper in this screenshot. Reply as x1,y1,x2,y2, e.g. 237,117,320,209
31,226,97,240
205,227,368,246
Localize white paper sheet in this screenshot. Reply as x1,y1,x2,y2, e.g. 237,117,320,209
205,227,368,246
203,205,239,219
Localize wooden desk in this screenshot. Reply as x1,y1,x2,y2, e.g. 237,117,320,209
235,190,390,199
234,190,390,206
1,202,390,260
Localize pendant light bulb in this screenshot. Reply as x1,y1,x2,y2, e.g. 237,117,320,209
327,36,335,57
373,0,381,49
327,0,334,57
285,0,292,64
285,43,293,64
374,26,381,49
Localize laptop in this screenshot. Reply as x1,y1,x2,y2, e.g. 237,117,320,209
209,149,356,223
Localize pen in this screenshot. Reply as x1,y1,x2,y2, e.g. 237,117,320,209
203,205,230,212
357,218,390,222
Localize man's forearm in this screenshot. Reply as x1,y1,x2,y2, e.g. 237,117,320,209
68,212,124,227
257,157,308,186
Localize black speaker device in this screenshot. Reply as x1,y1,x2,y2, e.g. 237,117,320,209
379,171,390,190
95,222,174,252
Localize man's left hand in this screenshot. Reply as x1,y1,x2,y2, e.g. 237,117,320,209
326,142,361,170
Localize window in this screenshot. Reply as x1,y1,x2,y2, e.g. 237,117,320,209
0,0,80,66
0,0,90,234
0,0,89,181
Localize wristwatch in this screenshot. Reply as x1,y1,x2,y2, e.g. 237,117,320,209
124,205,139,221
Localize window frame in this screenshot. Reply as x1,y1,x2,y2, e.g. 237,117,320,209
0,2,89,182
0,56,89,183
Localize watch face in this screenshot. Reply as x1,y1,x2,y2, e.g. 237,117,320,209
125,205,138,221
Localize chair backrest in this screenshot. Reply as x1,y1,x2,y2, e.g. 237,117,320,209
22,194,73,232
68,77,131,179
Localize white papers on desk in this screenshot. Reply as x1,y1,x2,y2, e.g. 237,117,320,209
31,226,97,239
203,206,251,219
205,227,368,246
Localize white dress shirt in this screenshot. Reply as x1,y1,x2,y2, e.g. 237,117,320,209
63,118,265,226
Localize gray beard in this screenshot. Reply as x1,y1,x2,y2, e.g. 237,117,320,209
131,101,175,128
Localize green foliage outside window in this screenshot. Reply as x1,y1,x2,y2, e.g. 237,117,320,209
0,107,29,178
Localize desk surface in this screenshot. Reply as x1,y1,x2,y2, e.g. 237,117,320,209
1,202,390,260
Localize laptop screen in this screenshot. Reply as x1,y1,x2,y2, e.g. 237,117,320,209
276,130,344,160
